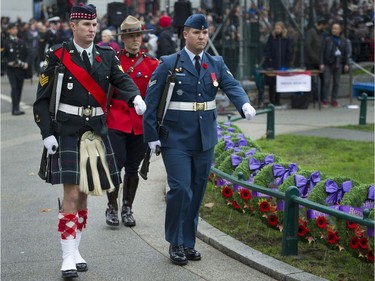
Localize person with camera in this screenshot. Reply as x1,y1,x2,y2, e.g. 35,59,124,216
2,22,29,115
320,21,351,108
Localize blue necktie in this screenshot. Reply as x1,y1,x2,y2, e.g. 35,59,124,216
194,55,200,74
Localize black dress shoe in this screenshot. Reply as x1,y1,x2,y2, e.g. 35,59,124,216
61,269,78,278
76,262,88,272
184,247,201,261
105,204,119,226
12,110,25,116
169,244,188,265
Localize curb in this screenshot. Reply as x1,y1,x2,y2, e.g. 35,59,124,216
166,184,328,281
197,218,328,281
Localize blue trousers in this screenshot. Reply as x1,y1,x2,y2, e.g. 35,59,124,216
162,147,214,248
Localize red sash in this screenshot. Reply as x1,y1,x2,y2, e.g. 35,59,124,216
54,48,107,111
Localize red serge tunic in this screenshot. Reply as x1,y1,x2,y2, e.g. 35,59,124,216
107,51,158,135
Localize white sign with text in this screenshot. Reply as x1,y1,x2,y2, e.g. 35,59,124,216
276,72,311,92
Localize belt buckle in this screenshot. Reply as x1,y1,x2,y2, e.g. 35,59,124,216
196,102,205,111
83,107,93,117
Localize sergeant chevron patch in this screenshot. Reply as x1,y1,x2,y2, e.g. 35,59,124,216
148,79,157,87
39,74,49,87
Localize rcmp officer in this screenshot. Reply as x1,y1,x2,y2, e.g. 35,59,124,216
105,15,159,227
33,4,146,279
2,22,29,115
143,14,256,266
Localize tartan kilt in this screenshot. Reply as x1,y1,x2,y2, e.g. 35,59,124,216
48,133,121,186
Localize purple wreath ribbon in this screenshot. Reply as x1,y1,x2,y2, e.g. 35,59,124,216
231,154,243,167
325,180,352,205
233,147,242,153
227,127,235,133
368,227,374,237
295,171,321,198
224,140,235,150
368,185,374,201
245,148,256,157
249,155,274,171
216,178,227,187
223,135,232,141
248,154,274,180
273,163,298,186
223,121,231,126
237,138,248,147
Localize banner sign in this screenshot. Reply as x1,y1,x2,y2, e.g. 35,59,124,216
276,71,311,92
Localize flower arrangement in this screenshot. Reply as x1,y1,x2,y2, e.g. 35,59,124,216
211,121,374,263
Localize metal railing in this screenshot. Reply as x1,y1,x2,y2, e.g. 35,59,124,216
358,93,375,125
226,105,275,139
210,167,374,256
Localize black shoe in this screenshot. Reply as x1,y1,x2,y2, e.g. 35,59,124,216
184,247,201,261
169,244,188,265
61,269,78,278
121,205,136,227
12,110,25,116
105,204,119,226
76,262,88,272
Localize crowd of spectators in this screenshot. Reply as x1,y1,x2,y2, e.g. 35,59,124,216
1,0,373,78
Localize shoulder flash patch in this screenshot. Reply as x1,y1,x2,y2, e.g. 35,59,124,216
39,74,49,87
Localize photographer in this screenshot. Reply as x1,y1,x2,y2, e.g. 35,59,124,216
2,22,29,115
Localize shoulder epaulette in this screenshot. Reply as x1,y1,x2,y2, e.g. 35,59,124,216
49,44,63,53
95,44,113,51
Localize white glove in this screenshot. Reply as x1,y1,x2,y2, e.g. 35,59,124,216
242,103,256,120
133,95,147,115
43,135,58,155
148,140,161,154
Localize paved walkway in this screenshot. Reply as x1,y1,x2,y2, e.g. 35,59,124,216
1,77,373,281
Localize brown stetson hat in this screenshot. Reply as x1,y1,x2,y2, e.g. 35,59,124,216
117,15,152,35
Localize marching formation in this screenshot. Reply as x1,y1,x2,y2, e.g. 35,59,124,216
30,3,256,279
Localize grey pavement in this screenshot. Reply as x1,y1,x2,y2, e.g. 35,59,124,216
1,77,373,281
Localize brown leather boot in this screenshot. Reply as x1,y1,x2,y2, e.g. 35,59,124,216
121,175,139,227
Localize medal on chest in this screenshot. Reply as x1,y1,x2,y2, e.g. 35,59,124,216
210,72,219,87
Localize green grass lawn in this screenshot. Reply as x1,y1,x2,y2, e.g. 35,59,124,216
200,125,374,281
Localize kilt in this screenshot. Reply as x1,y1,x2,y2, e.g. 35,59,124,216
48,133,121,186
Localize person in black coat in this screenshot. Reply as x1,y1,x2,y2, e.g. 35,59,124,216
156,15,176,58
304,17,328,102
33,4,146,278
2,22,30,115
320,21,350,107
263,21,293,106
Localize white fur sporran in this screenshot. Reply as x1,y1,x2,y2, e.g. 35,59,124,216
79,131,115,196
